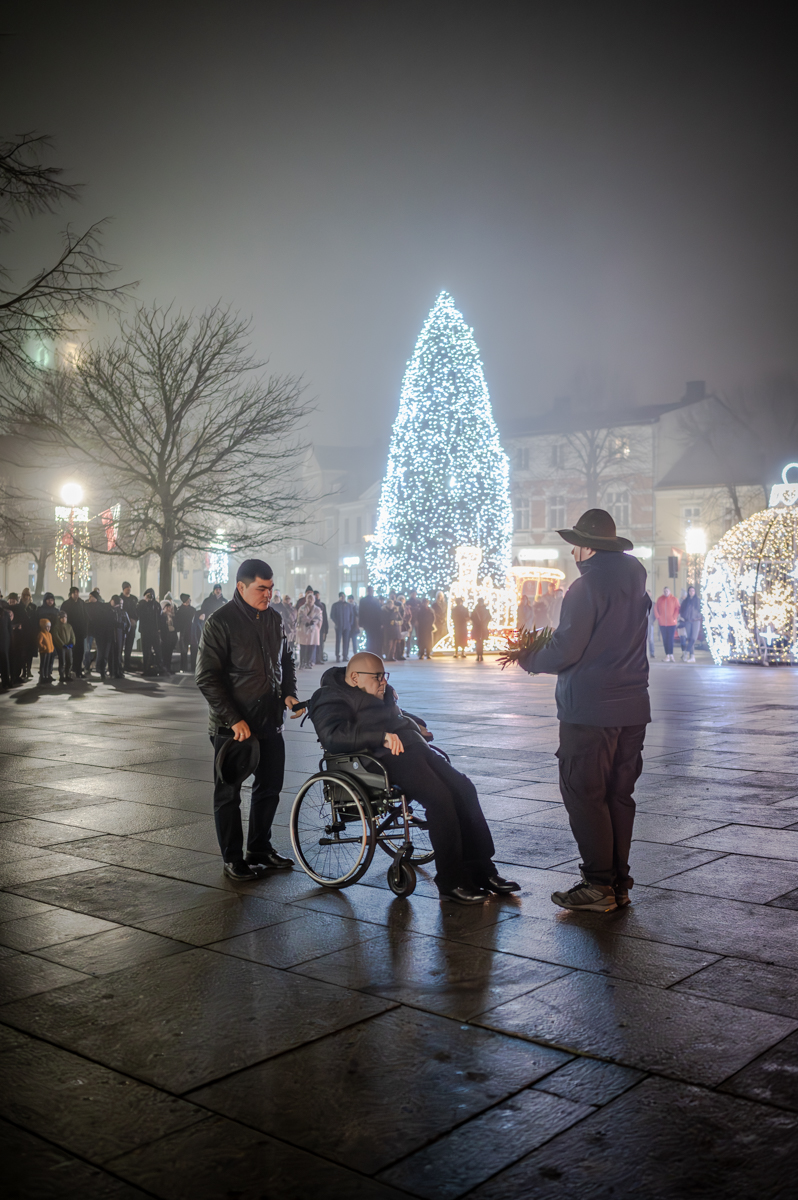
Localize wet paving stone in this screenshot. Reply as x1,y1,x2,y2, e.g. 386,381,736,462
720,1030,798,1112
462,913,719,986
106,1114,409,1200
377,1088,593,1199
475,971,798,1085
655,852,798,902
531,1056,645,1105
188,1007,573,1173
0,948,394,1092
5,1119,153,1199
0,954,89,1004
463,1076,798,1200
134,893,298,943
209,907,383,968
36,799,201,835
0,851,106,888
0,1037,205,1162
53,833,220,880
0,838,51,863
292,929,570,1019
488,823,580,869
681,823,798,861
9,864,230,925
0,817,108,847
0,908,118,951
35,926,189,976
557,840,725,885
674,956,798,1020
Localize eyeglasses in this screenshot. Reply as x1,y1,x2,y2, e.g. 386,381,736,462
354,670,390,682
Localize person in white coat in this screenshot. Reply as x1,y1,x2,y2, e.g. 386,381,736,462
296,592,322,669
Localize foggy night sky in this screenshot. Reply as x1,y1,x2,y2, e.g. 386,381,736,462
2,1,796,445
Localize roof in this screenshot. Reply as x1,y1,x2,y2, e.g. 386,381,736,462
504,394,705,439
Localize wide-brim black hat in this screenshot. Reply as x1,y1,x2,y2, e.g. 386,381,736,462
557,508,633,553
214,736,260,787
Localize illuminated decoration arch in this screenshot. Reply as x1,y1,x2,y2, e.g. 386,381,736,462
54,506,91,588
367,292,512,595
701,463,798,665
433,545,565,653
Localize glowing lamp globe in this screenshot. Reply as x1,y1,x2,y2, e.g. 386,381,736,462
60,482,83,506
701,464,798,665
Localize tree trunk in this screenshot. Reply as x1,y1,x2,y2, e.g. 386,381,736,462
726,485,743,523
35,544,50,594
139,554,149,596
159,545,173,600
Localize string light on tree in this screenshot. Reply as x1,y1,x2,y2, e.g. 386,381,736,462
367,292,512,594
207,529,229,585
54,482,90,588
702,463,798,665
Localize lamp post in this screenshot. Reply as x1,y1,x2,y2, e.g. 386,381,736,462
59,483,83,591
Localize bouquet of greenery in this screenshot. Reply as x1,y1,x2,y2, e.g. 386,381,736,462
497,625,553,670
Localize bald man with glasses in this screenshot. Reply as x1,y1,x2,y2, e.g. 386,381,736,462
304,652,518,904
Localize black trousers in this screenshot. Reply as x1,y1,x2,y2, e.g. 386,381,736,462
141,628,162,673
556,721,646,888
95,636,112,677
211,728,286,863
72,634,85,677
381,742,495,892
56,646,73,680
124,620,137,669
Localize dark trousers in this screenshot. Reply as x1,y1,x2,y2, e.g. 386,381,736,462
110,631,124,677
556,721,646,889
382,743,495,892
660,625,676,655
348,629,358,654
38,651,54,681
141,628,162,673
56,646,73,681
73,635,85,676
417,636,432,659
0,646,9,687
95,636,112,677
365,628,382,654
211,728,286,863
334,625,345,659
124,620,137,669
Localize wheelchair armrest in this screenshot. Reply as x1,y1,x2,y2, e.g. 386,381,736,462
323,750,391,791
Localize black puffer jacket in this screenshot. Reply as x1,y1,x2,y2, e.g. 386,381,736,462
308,666,428,754
195,590,297,735
521,550,650,727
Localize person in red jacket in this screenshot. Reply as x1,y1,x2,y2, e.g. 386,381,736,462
654,587,680,661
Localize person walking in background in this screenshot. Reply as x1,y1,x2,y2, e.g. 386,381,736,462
405,588,420,656
330,591,353,662
432,591,447,647
19,587,39,681
89,590,115,681
36,591,60,628
0,595,11,690
120,582,138,670
137,589,164,676
518,509,650,914
646,590,657,658
415,596,435,659
655,586,680,662
357,585,383,654
61,587,88,679
83,590,99,676
174,593,198,672
37,618,55,684
547,581,565,630
296,589,322,669
6,594,26,686
347,594,360,654
313,590,328,664
109,595,129,678
470,597,491,662
382,597,402,661
680,585,701,663
517,591,534,632
396,594,410,660
52,611,75,683
272,591,297,659
160,600,178,673
199,584,226,625
451,596,469,658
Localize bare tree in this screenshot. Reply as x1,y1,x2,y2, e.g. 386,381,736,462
0,132,134,388
562,423,650,509
0,476,54,587
11,303,314,596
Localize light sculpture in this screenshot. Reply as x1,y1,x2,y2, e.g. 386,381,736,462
207,528,229,585
367,292,512,595
54,505,91,588
434,545,564,653
702,464,798,665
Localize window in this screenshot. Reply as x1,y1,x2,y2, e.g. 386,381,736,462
548,495,566,529
683,505,701,528
551,443,565,469
515,446,530,471
513,496,530,532
356,515,362,542
343,518,350,544
608,436,631,461
607,490,630,529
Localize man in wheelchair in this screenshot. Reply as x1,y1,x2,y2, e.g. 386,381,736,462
304,652,520,904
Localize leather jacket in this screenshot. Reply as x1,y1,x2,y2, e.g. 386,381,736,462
196,590,298,735
308,666,428,755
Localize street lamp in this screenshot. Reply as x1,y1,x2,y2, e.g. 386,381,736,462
60,482,83,507
56,483,85,590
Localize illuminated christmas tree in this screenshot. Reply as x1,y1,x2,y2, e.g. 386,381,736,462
367,291,512,595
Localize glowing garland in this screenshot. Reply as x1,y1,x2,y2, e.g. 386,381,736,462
54,506,91,587
702,464,798,665
367,292,512,595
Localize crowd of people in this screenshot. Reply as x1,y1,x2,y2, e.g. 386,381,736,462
651,583,703,661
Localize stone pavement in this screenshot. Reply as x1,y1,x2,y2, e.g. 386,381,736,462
2,654,798,1199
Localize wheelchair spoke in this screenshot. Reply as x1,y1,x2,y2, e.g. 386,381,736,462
290,774,376,887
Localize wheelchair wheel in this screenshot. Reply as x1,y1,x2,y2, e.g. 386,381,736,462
377,802,435,866
388,857,417,897
290,773,376,887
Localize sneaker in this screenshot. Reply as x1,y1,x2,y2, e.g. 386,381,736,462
223,861,259,881
687,655,696,663
550,880,617,912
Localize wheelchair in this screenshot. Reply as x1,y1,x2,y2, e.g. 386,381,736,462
289,747,440,898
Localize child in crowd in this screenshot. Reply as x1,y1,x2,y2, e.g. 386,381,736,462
52,611,75,683
38,618,55,684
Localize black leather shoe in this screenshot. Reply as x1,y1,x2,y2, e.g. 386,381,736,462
438,886,488,905
246,848,294,870
484,876,521,894
223,861,259,881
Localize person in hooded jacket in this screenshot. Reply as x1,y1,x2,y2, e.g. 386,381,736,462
61,587,88,678
519,509,650,915
137,589,164,675
679,585,702,662
195,558,299,882
174,594,198,672
451,597,469,658
470,597,491,662
306,652,519,904
36,592,60,627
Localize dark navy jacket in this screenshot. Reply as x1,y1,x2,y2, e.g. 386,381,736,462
308,667,428,755
521,550,651,727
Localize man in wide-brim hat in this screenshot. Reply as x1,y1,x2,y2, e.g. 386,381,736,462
518,508,651,913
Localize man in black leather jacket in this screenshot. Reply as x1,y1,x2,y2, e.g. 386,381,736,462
196,558,299,882
306,652,519,904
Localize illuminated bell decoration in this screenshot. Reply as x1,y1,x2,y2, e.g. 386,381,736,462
434,545,564,653
702,463,798,665
367,291,513,594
